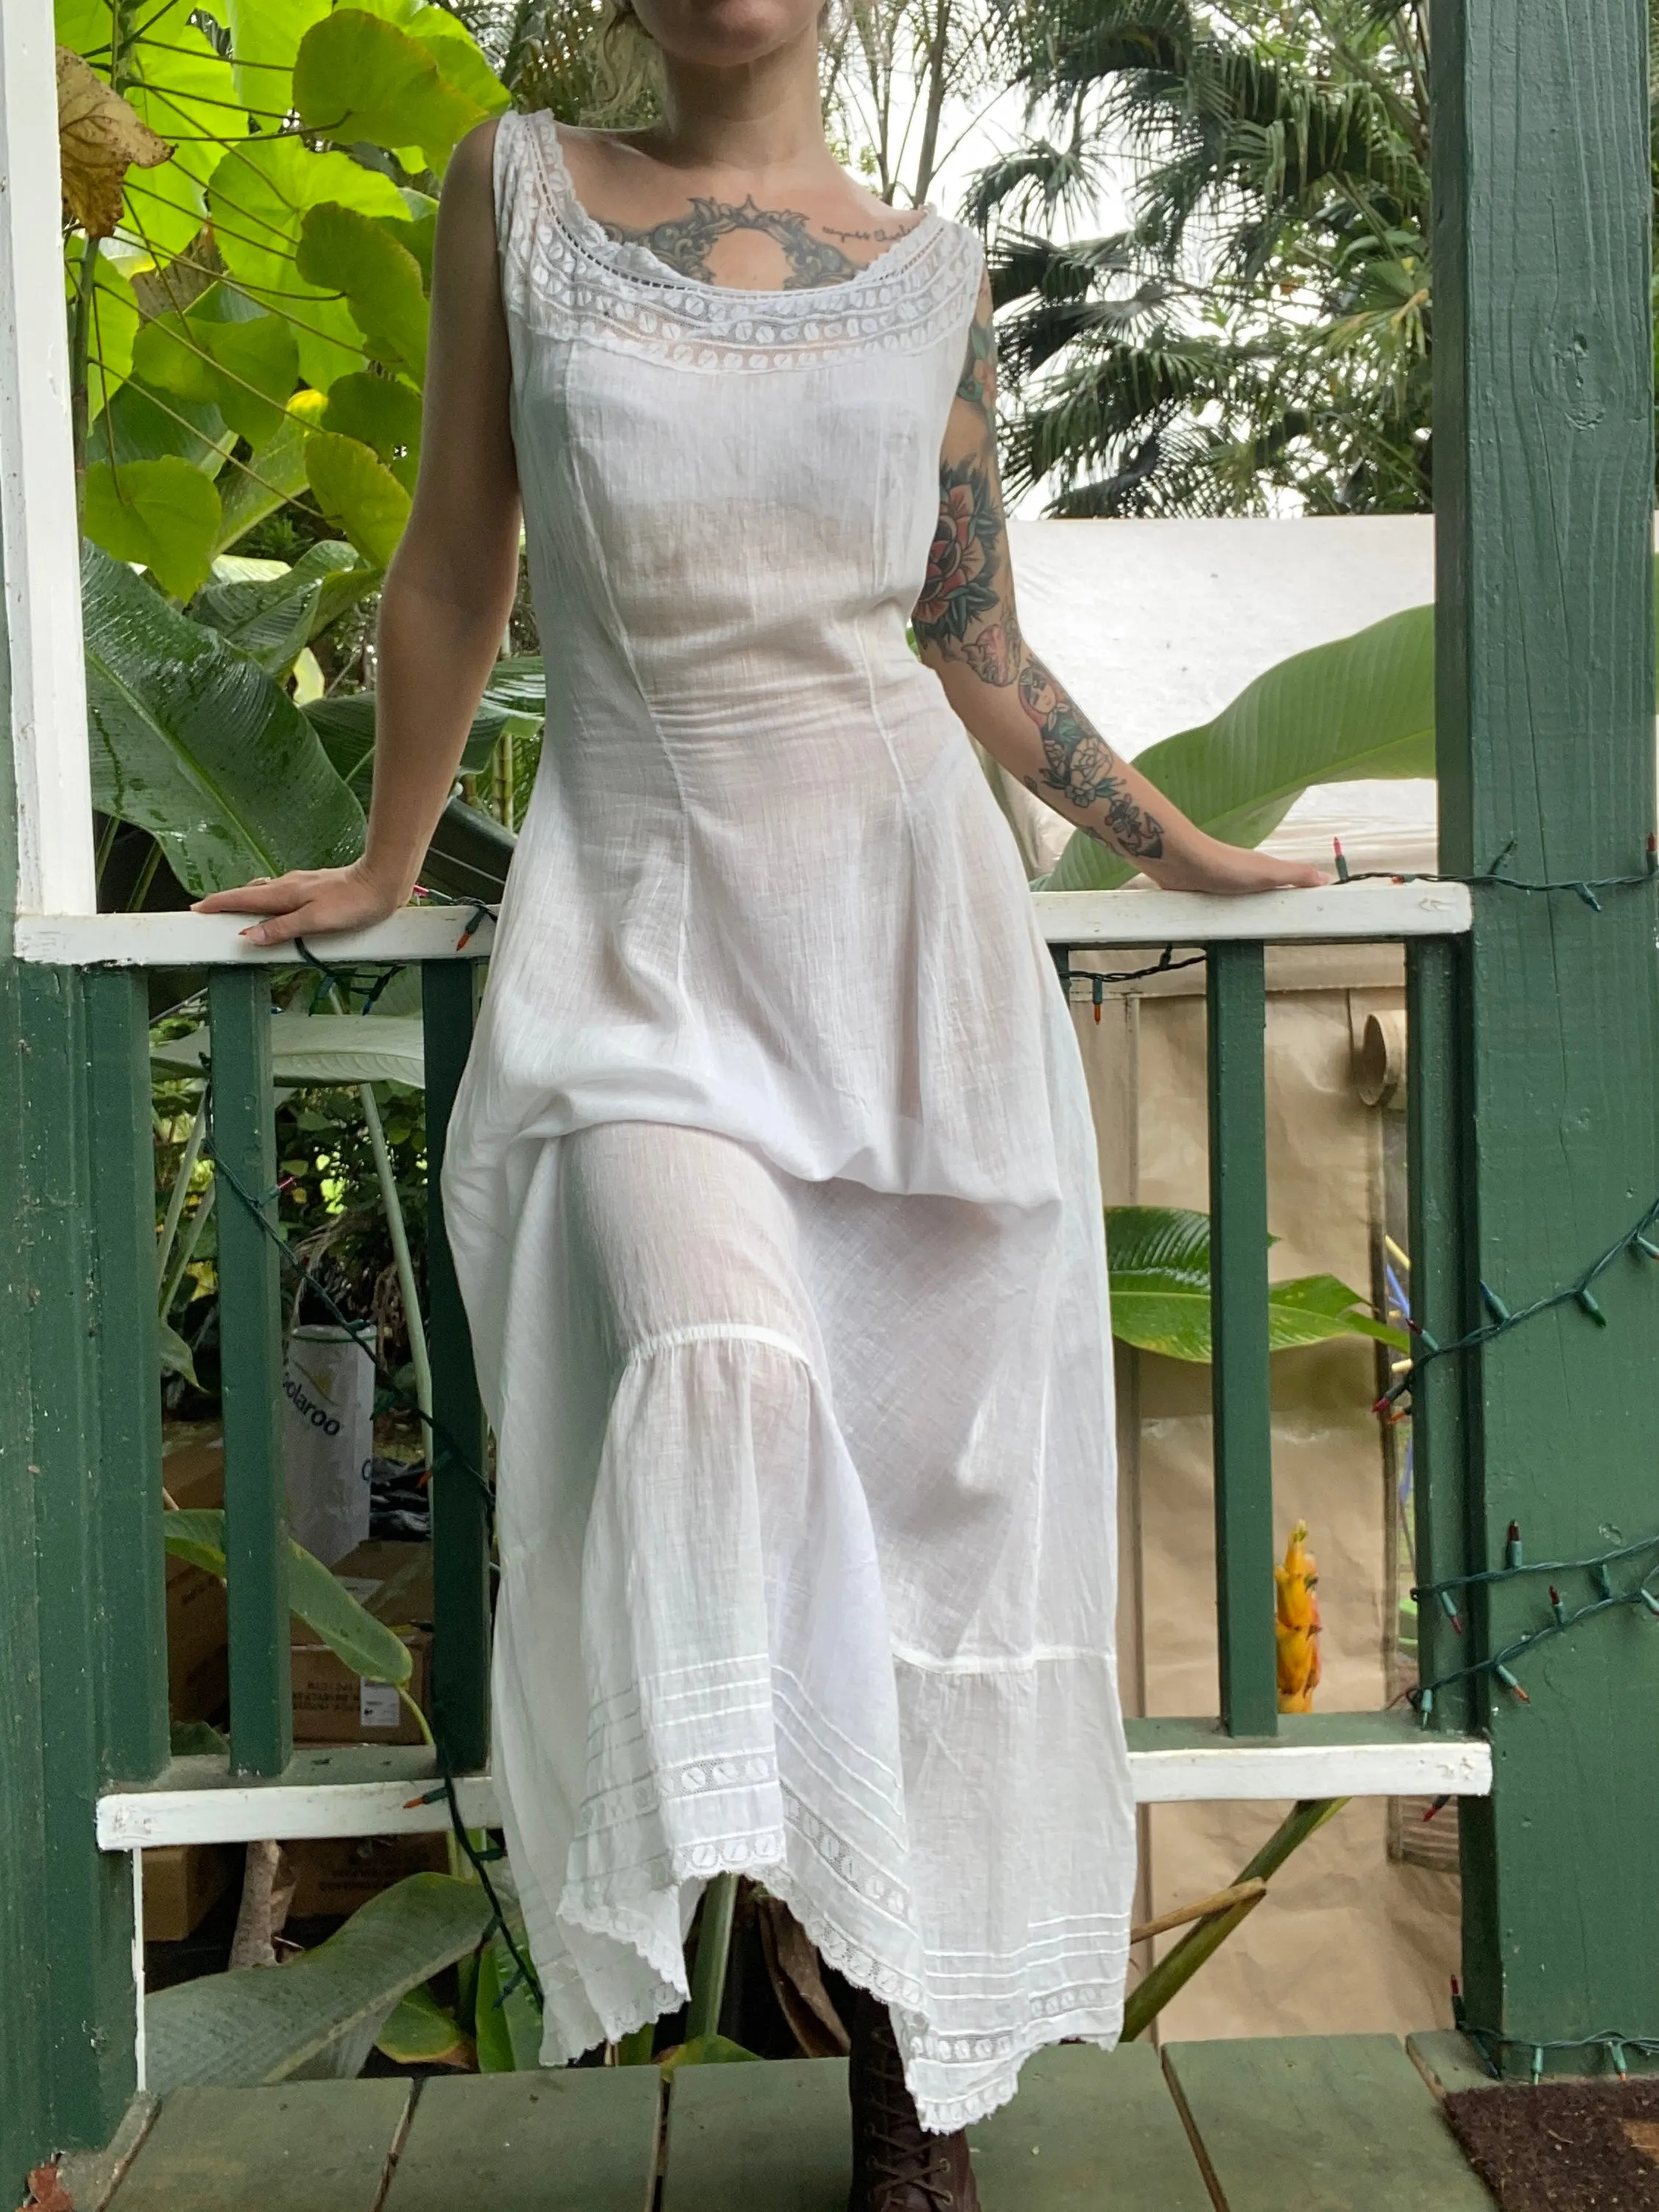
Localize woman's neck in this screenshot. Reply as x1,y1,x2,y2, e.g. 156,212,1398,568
648,29,831,181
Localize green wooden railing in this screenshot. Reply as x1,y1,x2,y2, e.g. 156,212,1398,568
134,894,1473,1783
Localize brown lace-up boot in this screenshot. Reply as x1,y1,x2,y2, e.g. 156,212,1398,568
846,1986,981,2212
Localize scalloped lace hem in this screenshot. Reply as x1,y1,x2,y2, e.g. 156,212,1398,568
536,1833,1128,2131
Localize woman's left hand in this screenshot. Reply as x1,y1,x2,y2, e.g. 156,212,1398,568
1146,839,1325,896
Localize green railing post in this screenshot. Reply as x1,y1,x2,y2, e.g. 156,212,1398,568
1404,940,1472,1734
208,969,292,1779
87,969,169,1783
1433,0,1659,2063
422,960,491,1772
1206,941,1278,1737
6,966,143,2161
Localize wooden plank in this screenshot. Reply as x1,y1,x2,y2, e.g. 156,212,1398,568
7,884,1475,971
109,2083,411,2212
384,2070,660,2212
420,962,490,1773
969,2043,1211,2210
1403,938,1472,1734
1407,2031,1504,2097
1432,0,1659,2057
97,1717,1494,1849
664,2058,849,2211
1165,2036,1493,2211
206,971,291,1779
1206,942,1277,1737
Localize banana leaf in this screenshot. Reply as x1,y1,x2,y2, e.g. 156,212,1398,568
303,693,517,795
146,1873,493,2092
82,545,365,896
1106,1206,1406,1362
192,543,375,672
375,1981,475,2069
472,1931,544,2072
1043,602,1434,890
162,1508,411,1685
153,1012,427,1088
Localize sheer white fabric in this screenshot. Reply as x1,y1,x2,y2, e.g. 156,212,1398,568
440,109,1135,2129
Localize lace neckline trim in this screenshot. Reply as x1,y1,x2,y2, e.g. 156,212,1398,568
531,114,949,304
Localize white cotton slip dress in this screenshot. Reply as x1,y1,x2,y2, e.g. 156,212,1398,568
439,108,1136,2130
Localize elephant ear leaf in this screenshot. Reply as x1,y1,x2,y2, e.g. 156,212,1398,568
297,203,428,383
81,544,365,895
306,429,411,569
1043,602,1436,891
82,457,222,601
292,9,484,170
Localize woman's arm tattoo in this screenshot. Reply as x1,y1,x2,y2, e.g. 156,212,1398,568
1016,666,1165,860
915,459,1165,863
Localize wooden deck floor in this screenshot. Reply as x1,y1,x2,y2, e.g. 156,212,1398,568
71,2035,1497,2211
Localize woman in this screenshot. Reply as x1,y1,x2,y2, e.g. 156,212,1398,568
198,0,1317,2197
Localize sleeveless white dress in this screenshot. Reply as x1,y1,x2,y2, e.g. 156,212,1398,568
441,109,1135,2130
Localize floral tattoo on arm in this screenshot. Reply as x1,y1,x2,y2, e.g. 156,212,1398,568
913,331,1166,862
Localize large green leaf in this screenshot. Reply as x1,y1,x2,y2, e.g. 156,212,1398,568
293,9,485,170
305,691,517,794
1105,1206,1406,1363
306,429,411,566
297,203,428,381
322,371,422,489
81,544,365,893
206,137,409,390
90,378,233,475
135,306,301,450
1043,604,1435,891
154,1011,428,1088
162,1507,412,1682
73,250,140,424
375,1981,473,2068
215,393,326,552
224,0,330,114
472,1932,543,2072
192,541,371,671
146,1874,492,2092
82,457,222,599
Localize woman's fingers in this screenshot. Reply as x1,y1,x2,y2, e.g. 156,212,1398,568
192,874,315,915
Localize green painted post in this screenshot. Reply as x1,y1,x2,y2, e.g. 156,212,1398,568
11,966,141,2155
208,970,292,1779
1206,942,1277,1738
87,970,170,1782
1404,940,1472,1734
1433,0,1659,2061
422,960,490,1771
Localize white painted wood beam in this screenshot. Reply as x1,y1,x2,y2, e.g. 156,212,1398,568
15,882,1469,968
0,0,98,918
98,1732,1491,1849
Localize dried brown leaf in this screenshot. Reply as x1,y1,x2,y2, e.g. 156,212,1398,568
18,2160,74,2212
57,48,172,239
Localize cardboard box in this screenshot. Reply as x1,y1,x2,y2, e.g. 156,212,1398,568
163,1430,228,1723
328,1540,434,1629
291,1625,431,1744
285,1832,450,1918
143,1842,237,1942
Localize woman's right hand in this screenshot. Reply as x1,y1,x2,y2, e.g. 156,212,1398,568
191,857,410,948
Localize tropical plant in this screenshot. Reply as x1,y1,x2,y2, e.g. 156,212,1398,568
57,0,533,907
972,0,1436,517
1275,1519,1321,1711
1105,1206,1406,1362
